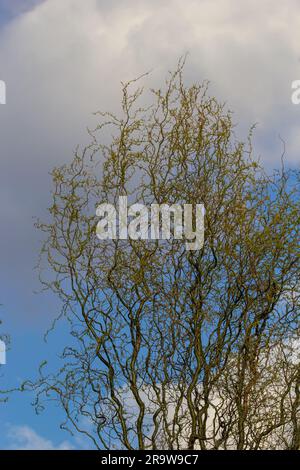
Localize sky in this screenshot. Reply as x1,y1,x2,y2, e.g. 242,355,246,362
0,0,300,449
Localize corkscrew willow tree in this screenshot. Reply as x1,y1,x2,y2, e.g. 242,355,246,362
22,59,300,449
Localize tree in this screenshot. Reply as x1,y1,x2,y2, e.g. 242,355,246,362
25,59,300,449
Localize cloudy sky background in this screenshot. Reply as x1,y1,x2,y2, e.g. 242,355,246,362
0,0,300,449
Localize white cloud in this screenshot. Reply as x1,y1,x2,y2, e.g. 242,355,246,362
7,425,73,450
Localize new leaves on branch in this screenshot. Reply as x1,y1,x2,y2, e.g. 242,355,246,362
26,59,300,450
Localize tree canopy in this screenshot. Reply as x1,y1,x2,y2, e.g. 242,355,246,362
24,60,300,450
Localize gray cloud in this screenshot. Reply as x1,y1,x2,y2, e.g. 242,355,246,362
0,0,299,325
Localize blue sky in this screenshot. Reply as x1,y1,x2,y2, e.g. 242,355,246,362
0,0,299,449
